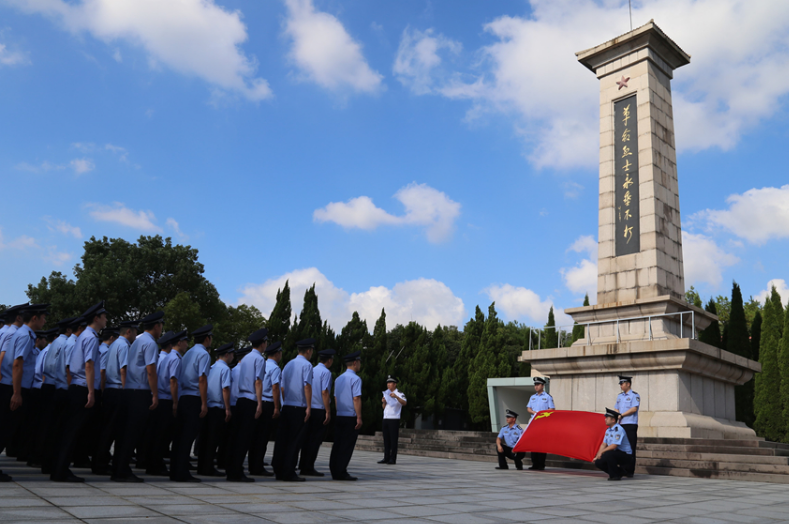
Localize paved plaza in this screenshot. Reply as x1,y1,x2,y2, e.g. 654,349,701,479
2,449,789,524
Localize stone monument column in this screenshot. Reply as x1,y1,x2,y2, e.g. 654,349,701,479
520,21,760,439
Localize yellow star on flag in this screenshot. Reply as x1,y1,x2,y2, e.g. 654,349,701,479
535,412,554,420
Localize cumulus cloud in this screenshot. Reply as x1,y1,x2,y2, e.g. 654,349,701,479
14,160,65,173
314,183,461,243
561,235,597,299
237,267,466,330
44,247,73,266
44,217,83,239
393,27,461,95
690,185,789,245
682,232,739,289
0,227,38,250
8,0,272,100
755,279,789,305
283,0,382,93
0,42,28,66
405,0,789,168
70,158,95,174
485,283,573,328
87,202,162,232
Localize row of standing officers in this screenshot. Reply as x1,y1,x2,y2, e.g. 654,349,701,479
0,301,364,483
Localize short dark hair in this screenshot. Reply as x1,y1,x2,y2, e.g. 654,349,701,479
22,310,44,323
194,334,211,345
101,331,114,342
59,325,71,335
252,339,266,350
319,355,333,363
143,321,161,331
119,326,135,336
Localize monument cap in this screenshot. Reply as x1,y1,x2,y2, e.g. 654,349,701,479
605,408,620,419
533,377,546,385
505,409,518,419
618,375,632,384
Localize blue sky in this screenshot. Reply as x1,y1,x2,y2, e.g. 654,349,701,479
1,0,788,331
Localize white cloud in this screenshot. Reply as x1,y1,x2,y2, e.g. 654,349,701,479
393,27,461,95
682,232,739,289
0,43,28,66
8,0,272,101
237,267,466,331
690,185,789,245
14,161,65,173
314,182,461,243
0,228,38,250
560,235,597,298
70,157,95,174
112,47,122,62
407,0,789,168
44,217,83,239
755,279,789,305
166,217,187,240
44,247,73,267
485,283,573,327
283,0,382,94
87,202,162,232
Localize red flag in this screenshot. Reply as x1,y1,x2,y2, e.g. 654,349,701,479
512,410,607,462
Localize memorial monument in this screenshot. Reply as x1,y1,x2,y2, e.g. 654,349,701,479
520,21,760,440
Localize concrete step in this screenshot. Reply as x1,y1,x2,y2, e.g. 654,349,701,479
638,450,789,465
637,443,776,456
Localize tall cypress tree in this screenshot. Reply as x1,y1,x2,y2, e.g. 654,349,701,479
544,306,558,348
779,300,789,442
267,281,292,346
699,299,722,348
571,294,590,344
728,283,754,426
755,287,784,441
468,303,508,426
448,306,484,414
751,311,763,362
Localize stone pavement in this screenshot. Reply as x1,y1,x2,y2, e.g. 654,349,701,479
2,449,789,524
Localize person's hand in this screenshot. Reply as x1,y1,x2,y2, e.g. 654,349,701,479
255,404,262,419
304,407,311,423
85,392,95,409
225,408,232,422
273,407,280,419
10,392,22,411
200,403,208,418
172,402,178,418
594,452,601,461
355,416,362,430
390,392,397,398
150,396,158,411
497,445,503,453
323,411,331,426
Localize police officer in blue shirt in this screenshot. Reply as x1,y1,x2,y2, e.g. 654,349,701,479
53,301,107,483
496,409,525,470
171,324,213,482
228,328,267,481
249,339,281,476
28,328,56,467
614,375,639,477
64,318,86,384
330,350,362,481
12,313,50,463
594,408,633,480
198,343,235,477
0,303,31,482
273,338,315,482
145,330,178,476
526,377,555,470
221,344,251,473
0,304,28,383
93,319,138,475
299,348,334,477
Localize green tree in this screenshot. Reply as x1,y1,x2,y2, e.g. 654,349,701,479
399,322,432,427
267,281,292,345
728,283,754,426
286,284,323,362
751,311,763,362
686,286,703,308
447,306,484,413
780,300,789,442
215,304,266,349
714,295,732,325
543,306,558,349
699,299,722,348
336,312,373,432
754,287,784,441
26,271,81,328
468,303,509,427
571,294,590,344
744,296,762,328
163,292,206,334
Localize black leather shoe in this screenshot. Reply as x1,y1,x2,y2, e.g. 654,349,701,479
173,475,202,483
0,472,12,482
227,475,255,483
528,466,544,471
624,474,634,478
335,475,357,481
608,476,622,481
377,459,388,464
300,470,325,477
250,469,274,477
111,474,144,483
495,466,509,470
51,473,85,483
283,475,306,482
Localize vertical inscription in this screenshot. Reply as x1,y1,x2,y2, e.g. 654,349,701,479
614,94,640,256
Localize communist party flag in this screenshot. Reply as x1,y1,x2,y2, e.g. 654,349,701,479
512,410,608,462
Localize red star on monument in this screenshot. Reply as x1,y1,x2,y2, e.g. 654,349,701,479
616,75,630,90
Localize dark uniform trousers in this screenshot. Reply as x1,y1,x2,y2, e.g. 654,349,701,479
74,388,102,465
0,384,14,458
299,408,327,473
10,388,33,461
93,387,125,472
329,416,358,479
114,389,151,478
621,424,638,476
248,401,276,473
39,386,68,473
218,404,236,471
147,398,174,474
228,398,257,478
170,395,203,481
26,388,44,465
51,385,91,480
530,452,547,470
272,405,308,480
497,444,525,470
35,384,57,466
197,407,226,474
382,418,400,463
594,449,630,479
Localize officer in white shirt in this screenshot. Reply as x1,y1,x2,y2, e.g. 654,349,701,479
378,375,406,465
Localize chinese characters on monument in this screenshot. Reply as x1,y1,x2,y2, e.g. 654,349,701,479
614,95,640,256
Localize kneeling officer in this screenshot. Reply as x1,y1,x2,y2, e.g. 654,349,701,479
594,408,633,481
495,409,525,470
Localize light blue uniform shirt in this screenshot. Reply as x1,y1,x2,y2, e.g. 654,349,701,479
0,324,17,356
604,423,632,454
310,362,332,410
0,325,19,383
179,344,210,397
614,390,640,425
0,325,8,349
281,354,313,408
167,351,182,398
43,334,68,390
69,327,99,388
156,351,173,399
64,333,78,371
262,358,281,402
207,360,232,409
1,325,36,387
95,342,109,390
527,391,555,422
237,349,265,402
126,331,159,391
230,365,241,406
33,345,48,389
105,337,130,389
497,423,524,448
334,368,361,417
